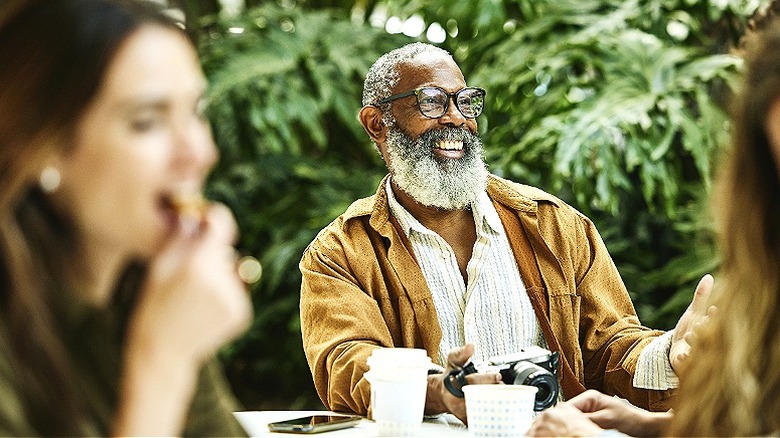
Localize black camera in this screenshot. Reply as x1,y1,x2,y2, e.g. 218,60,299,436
445,346,560,411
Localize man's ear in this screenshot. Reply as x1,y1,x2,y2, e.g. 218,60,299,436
359,105,387,144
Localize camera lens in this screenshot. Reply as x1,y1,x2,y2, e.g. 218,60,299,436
511,362,559,411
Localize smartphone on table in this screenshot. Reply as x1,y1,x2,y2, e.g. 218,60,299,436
267,414,363,434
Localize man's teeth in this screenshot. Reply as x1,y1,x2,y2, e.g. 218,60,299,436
437,140,463,150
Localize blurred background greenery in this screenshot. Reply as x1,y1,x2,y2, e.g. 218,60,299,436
170,0,765,410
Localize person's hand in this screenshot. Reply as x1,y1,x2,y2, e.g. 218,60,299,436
115,203,253,436
669,274,717,375
565,390,672,437
128,202,252,367
425,344,502,424
527,402,604,437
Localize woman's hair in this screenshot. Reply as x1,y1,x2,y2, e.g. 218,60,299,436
0,0,183,434
669,13,780,438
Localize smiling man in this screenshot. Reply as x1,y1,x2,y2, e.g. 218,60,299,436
299,42,709,423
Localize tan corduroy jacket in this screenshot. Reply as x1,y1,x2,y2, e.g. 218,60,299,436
300,174,674,415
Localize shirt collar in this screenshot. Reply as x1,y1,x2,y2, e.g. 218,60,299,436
471,189,503,236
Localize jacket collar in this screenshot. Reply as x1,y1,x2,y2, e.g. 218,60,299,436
341,173,561,231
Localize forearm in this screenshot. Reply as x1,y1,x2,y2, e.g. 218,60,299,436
310,340,377,415
113,343,199,437
577,217,672,409
301,253,395,415
629,410,673,437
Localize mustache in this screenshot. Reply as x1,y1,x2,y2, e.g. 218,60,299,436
419,126,479,145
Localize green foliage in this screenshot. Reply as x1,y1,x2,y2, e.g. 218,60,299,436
198,3,408,408
193,0,767,410
469,0,744,215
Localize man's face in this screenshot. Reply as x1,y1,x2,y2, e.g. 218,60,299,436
380,55,488,210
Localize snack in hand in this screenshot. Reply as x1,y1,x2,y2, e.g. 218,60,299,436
169,192,207,220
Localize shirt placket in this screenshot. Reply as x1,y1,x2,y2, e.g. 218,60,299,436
423,231,467,362
463,220,494,356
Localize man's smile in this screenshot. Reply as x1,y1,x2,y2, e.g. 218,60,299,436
437,139,463,151
433,139,465,159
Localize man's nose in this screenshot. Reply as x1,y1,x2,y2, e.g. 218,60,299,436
438,96,467,127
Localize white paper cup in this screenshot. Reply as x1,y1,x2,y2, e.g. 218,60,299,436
366,347,431,381
463,384,538,437
366,348,432,437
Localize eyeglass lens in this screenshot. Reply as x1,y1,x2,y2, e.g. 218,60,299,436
418,87,484,119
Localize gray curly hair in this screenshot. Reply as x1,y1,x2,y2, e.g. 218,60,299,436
361,42,454,107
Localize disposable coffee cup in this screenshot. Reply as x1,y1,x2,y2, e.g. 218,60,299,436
365,348,432,436
463,384,538,437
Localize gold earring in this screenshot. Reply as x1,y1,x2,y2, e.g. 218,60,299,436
39,166,61,193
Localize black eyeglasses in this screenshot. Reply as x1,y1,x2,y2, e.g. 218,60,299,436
376,86,486,119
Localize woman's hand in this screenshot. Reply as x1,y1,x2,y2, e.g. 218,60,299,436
114,202,252,436
528,390,673,437
130,202,252,365
527,402,605,437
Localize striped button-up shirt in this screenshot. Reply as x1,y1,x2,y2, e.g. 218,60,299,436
386,179,546,366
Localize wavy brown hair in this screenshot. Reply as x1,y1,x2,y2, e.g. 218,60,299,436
0,0,182,434
669,14,780,438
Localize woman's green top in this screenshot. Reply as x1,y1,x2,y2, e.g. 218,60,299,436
0,286,248,437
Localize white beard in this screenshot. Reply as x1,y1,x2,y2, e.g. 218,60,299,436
385,124,488,210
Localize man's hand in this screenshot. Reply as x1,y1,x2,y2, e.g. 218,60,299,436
669,274,717,375
425,344,501,424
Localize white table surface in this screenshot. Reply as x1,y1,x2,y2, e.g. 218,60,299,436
233,410,469,437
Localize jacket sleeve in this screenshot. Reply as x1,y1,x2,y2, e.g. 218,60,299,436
299,240,393,415
572,212,675,411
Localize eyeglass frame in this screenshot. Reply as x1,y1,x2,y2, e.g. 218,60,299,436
375,86,486,119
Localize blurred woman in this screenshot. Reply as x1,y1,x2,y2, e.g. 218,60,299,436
527,10,780,438
0,0,252,435
670,8,780,436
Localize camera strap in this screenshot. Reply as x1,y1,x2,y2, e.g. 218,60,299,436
443,362,477,398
